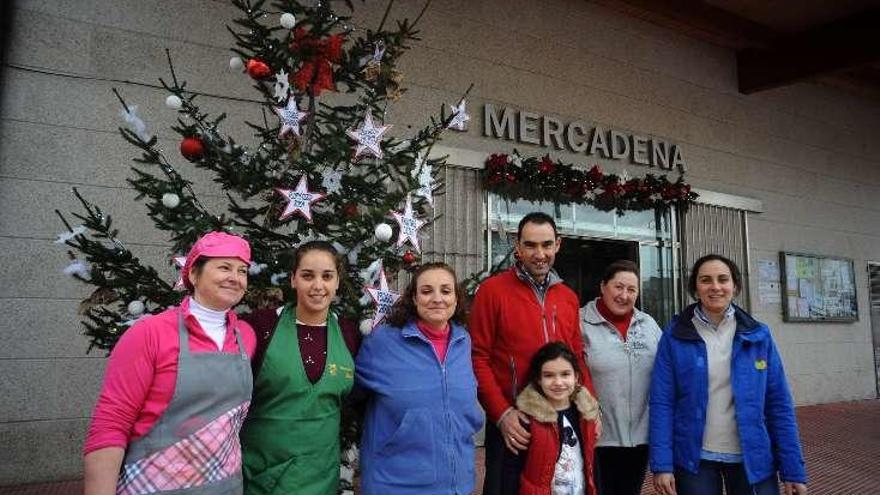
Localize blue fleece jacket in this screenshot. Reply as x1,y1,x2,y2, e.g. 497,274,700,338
649,303,807,484
356,320,484,495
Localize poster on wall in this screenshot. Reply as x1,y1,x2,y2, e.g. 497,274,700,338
757,259,781,305
780,252,858,322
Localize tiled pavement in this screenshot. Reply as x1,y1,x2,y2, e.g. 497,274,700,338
3,399,877,495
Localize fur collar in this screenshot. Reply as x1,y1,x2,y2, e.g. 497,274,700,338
516,383,599,424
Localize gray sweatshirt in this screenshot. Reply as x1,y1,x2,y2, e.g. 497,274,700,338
581,299,662,447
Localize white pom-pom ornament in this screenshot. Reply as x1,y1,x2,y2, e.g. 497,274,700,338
374,223,393,242
127,300,145,316
229,56,244,71
359,319,374,335
162,193,181,209
165,95,183,109
280,12,296,29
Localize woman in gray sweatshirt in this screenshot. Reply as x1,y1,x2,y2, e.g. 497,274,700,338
581,260,662,495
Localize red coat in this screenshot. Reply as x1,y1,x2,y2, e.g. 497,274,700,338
516,385,599,495
470,266,592,424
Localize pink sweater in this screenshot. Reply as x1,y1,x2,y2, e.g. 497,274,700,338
83,297,256,455
416,319,451,363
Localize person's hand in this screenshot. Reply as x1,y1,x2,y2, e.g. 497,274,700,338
653,472,677,495
594,414,602,438
499,409,530,453
783,482,807,495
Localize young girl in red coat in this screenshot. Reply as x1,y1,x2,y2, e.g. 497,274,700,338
517,342,600,495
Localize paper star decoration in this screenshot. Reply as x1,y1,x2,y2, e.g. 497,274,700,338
446,100,470,131
391,194,426,252
346,111,391,160
273,69,291,101
173,256,187,290
364,263,400,328
274,99,308,137
322,168,343,194
276,176,326,222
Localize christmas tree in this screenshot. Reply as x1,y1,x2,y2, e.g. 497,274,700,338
56,0,468,352
56,2,466,489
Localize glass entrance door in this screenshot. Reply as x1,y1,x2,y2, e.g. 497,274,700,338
487,195,680,325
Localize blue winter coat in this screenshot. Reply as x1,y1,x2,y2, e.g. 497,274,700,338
649,303,807,484
355,320,484,495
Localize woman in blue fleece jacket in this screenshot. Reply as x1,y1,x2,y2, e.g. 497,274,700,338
650,254,807,495
356,262,483,495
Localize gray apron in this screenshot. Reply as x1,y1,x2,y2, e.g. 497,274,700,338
116,309,253,495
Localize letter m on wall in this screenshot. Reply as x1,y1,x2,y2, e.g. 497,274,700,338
484,104,516,140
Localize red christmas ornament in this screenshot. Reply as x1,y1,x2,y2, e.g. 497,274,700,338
402,251,417,264
180,136,205,161
246,58,272,80
343,202,358,218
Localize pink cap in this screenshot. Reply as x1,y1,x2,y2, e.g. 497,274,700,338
182,231,252,290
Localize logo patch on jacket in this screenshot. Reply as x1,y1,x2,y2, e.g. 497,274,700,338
754,359,767,370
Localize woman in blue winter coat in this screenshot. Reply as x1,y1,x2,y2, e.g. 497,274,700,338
650,254,807,495
355,262,484,495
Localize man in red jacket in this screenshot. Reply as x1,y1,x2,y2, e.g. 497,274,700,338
471,212,592,495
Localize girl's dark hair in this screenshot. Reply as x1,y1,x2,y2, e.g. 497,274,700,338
600,259,639,285
688,254,742,299
525,342,582,393
292,240,345,278
386,262,468,328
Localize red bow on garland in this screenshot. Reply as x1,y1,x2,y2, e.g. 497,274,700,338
290,28,345,96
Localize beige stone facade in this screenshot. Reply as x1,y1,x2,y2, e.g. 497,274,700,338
1,0,878,485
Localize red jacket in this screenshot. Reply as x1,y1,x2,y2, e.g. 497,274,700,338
516,384,599,495
470,265,592,424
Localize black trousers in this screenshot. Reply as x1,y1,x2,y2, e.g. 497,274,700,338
594,445,650,495
482,421,526,495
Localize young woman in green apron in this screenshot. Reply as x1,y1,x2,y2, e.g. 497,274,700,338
241,241,360,495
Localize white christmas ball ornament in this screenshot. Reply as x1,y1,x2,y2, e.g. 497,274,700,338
359,319,373,335
374,223,393,242
229,56,244,71
280,12,296,29
127,300,145,316
165,95,183,109
162,193,181,209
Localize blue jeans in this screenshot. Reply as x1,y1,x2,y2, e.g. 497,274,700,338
675,460,779,495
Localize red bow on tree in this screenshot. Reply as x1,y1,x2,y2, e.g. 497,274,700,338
290,28,345,96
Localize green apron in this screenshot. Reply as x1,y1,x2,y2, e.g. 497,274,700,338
241,306,354,495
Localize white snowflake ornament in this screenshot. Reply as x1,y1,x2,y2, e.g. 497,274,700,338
446,100,470,131
273,69,291,102
346,111,392,160
321,169,343,194
55,225,87,244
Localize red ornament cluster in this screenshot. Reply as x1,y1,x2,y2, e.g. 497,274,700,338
484,152,697,215
246,58,272,80
289,28,344,96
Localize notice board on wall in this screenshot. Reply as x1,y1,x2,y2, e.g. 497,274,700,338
780,252,858,322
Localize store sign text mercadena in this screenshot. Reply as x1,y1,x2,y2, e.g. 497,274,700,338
482,104,687,172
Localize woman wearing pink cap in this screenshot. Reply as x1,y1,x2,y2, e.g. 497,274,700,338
84,231,257,495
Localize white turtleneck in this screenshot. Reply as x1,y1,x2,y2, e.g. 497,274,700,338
189,297,228,350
